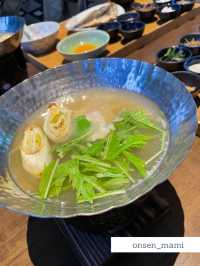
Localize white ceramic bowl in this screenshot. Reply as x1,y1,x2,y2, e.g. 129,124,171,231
56,30,110,61
21,21,59,55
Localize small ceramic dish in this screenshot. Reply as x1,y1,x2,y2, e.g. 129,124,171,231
158,4,181,21
119,21,145,41
176,0,194,12
56,30,110,61
133,3,157,21
156,45,192,72
184,56,200,75
173,71,200,96
21,21,59,55
117,12,141,25
179,34,200,56
155,0,171,7
98,22,119,40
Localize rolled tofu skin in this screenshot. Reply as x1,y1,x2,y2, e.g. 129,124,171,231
43,103,72,143
20,126,52,177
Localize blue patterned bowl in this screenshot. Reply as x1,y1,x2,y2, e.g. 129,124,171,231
0,58,197,218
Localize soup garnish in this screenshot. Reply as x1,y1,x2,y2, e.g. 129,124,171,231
38,110,165,202
9,90,168,204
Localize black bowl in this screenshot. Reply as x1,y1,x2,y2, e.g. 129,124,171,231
98,22,119,40
180,34,200,56
155,0,171,7
184,55,200,75
120,21,145,41
156,46,192,72
117,12,141,25
176,0,194,12
173,71,200,96
158,4,181,21
112,0,134,8
133,3,157,21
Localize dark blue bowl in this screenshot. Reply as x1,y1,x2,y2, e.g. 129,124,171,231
120,21,145,41
133,3,157,21
173,71,200,96
0,16,25,57
180,34,200,56
98,22,119,40
176,0,194,12
157,45,192,72
117,12,141,25
158,4,181,21
155,0,171,7
184,56,200,75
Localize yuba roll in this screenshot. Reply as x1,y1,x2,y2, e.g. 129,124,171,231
20,126,52,177
43,103,71,143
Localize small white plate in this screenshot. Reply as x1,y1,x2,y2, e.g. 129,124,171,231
65,3,125,32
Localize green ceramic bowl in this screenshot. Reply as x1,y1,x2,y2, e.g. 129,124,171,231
57,30,110,61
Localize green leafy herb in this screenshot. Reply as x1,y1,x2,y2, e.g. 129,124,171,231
103,131,121,160
124,151,146,177
38,159,60,199
38,110,165,203
73,115,91,138
84,139,105,157
160,48,186,62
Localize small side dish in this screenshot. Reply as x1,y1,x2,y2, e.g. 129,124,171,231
184,56,200,74
160,47,186,62
56,30,110,61
173,71,200,96
180,34,200,55
157,46,192,72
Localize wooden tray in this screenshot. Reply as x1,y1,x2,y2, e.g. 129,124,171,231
25,4,200,70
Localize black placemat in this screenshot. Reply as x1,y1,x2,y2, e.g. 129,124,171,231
27,181,184,266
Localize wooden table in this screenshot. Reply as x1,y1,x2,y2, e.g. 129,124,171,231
25,4,200,70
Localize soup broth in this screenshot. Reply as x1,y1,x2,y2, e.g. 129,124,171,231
9,89,169,203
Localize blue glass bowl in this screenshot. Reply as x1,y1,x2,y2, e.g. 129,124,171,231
0,16,25,57
0,58,197,218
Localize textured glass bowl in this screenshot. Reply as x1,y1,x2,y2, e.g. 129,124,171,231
0,58,197,218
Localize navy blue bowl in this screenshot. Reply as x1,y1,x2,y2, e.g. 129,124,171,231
133,3,157,21
120,21,145,41
157,46,192,72
158,4,181,21
180,34,200,56
155,0,171,7
117,12,141,25
173,71,200,96
113,0,134,8
98,22,119,40
0,16,25,57
176,0,194,12
184,56,200,75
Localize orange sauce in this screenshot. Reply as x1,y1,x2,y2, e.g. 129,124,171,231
74,43,97,53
